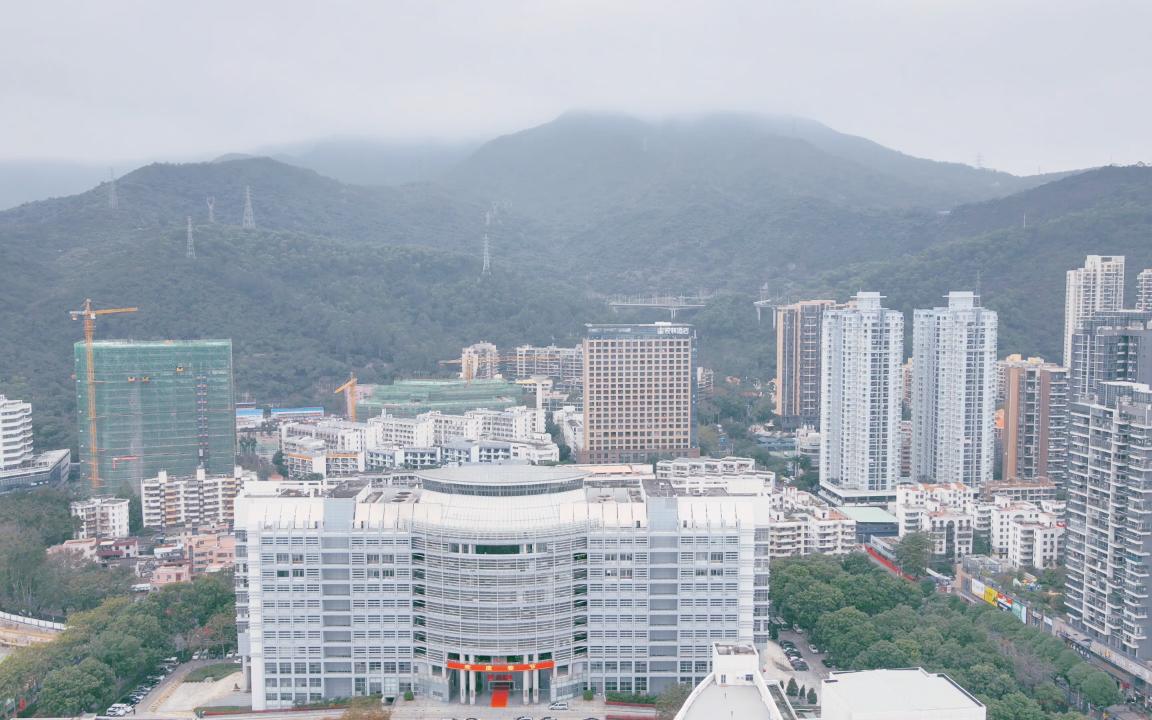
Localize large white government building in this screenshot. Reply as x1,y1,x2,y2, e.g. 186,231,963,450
235,463,775,710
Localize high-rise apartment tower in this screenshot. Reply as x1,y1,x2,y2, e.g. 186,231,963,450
1000,356,1068,485
819,293,904,500
1064,255,1125,366
911,292,998,486
1067,309,1152,402
774,300,837,428
1065,381,1152,660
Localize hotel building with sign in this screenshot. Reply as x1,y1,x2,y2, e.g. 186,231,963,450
580,323,697,464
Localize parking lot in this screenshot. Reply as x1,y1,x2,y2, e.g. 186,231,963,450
763,627,830,702
100,652,241,718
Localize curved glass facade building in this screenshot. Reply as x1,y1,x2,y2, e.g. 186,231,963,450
235,464,775,710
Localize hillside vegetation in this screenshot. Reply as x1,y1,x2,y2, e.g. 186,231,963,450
3,113,1151,454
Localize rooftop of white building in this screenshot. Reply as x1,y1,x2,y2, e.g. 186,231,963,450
682,683,777,720
675,643,795,720
236,463,776,533
822,668,985,717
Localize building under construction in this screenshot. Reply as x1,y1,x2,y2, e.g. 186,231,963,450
357,379,521,419
75,340,236,490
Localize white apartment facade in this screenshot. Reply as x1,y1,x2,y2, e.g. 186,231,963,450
551,406,584,455
911,291,997,487
0,394,33,470
1138,268,1152,312
70,496,130,540
141,466,254,530
282,408,555,477
989,497,1064,569
895,483,975,561
1064,254,1125,366
819,293,904,500
767,486,856,558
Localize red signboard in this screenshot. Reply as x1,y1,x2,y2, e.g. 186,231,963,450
446,659,556,672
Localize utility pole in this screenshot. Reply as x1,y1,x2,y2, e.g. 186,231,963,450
206,196,216,223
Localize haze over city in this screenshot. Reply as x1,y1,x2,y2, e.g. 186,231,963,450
4,3,1152,720
2,0,1150,173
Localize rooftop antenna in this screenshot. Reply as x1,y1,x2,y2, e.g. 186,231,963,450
241,185,255,229
108,169,118,210
206,196,216,223
975,268,982,301
186,216,196,260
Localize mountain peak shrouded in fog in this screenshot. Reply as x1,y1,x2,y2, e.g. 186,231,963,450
2,2,1149,173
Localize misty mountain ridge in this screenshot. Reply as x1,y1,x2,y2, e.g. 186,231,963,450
443,111,1043,219
3,113,1147,454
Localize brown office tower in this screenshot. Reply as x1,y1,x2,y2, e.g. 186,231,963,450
581,323,697,463
774,300,837,429
1001,356,1068,486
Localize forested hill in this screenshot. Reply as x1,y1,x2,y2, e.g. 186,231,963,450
0,157,591,451
437,113,1068,292
0,157,487,254
3,117,1151,455
444,112,1051,219
816,165,1152,361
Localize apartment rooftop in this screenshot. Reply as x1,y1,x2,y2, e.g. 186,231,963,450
837,506,899,524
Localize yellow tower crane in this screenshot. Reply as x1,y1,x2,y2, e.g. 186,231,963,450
334,373,358,422
69,299,138,490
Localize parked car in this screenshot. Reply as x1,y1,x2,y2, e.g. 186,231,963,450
809,644,819,653
792,660,810,671
549,701,570,710
780,640,796,649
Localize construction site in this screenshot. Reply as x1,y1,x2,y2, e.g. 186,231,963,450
356,379,522,419
75,339,237,490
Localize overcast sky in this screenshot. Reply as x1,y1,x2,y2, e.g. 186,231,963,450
2,0,1149,175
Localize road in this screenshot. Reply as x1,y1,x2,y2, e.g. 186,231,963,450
200,698,617,720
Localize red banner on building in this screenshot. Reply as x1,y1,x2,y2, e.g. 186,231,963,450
446,659,556,672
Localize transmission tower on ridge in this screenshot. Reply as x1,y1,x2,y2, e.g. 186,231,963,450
186,216,196,260
108,169,118,210
241,185,255,229
481,208,492,275
206,196,216,223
